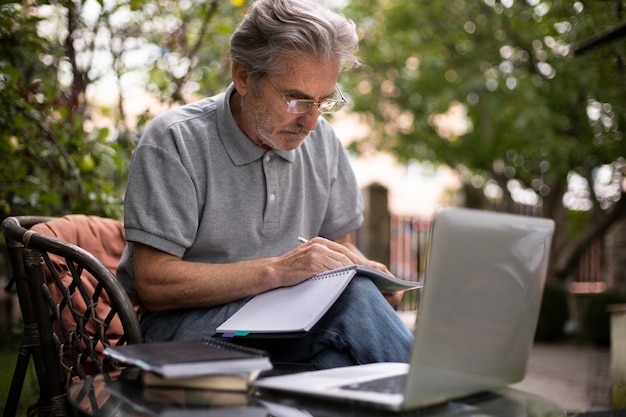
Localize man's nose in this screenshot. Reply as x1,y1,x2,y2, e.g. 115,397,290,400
297,107,320,131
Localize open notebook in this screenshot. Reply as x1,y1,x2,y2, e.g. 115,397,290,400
253,207,555,411
216,265,420,337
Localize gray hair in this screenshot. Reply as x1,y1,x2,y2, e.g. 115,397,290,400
230,0,361,83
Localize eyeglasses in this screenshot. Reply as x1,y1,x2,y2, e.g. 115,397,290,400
266,79,347,114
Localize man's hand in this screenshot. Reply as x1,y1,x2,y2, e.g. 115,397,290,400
286,237,405,308
270,236,364,287
361,260,404,307
383,291,404,307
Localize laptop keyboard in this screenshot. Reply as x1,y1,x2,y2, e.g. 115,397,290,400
340,374,407,395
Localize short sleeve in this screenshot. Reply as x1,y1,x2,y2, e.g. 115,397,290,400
123,126,200,257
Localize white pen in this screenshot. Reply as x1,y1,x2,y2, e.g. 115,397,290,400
297,236,309,243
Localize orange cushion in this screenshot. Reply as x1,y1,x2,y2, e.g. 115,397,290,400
31,214,126,275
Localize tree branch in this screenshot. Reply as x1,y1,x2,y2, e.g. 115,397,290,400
572,20,626,55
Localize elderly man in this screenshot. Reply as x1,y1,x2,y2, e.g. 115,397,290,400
117,0,413,369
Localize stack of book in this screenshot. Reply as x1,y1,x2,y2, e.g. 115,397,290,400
104,338,272,407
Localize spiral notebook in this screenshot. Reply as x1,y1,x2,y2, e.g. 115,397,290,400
216,265,420,337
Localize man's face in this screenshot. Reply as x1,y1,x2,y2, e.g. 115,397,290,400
238,56,341,151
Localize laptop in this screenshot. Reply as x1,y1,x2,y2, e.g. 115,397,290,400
253,207,555,411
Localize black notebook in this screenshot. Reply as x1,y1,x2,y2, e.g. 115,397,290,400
104,339,272,378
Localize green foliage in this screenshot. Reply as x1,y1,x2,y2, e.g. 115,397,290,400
345,1,625,173
565,208,590,237
0,1,128,220
0,335,39,415
535,280,569,341
0,0,251,222
580,291,626,347
109,0,248,104
344,0,626,278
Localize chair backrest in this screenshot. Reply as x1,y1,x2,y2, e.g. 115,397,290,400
1,215,141,416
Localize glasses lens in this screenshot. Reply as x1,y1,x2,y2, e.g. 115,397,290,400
286,100,301,113
318,100,345,114
286,100,315,114
285,98,346,114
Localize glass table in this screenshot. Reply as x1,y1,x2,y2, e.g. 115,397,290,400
68,372,567,417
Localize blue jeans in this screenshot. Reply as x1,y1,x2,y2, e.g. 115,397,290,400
141,276,414,368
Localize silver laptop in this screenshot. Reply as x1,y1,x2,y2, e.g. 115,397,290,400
253,207,555,411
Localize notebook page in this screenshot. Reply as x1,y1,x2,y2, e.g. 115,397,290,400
217,267,357,334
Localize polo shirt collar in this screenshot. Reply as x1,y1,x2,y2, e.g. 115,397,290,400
218,84,296,165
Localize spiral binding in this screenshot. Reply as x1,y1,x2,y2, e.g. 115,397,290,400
202,337,267,357
309,265,357,281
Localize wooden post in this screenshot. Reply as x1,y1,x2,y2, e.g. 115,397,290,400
606,217,626,293
609,304,626,408
360,183,390,267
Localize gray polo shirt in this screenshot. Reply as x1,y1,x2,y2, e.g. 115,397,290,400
117,84,363,294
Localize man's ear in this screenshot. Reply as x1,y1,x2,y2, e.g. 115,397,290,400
232,61,251,97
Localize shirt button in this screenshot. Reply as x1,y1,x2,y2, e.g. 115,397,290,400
265,154,271,162
269,194,276,202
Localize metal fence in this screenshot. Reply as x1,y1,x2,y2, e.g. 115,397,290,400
388,216,431,311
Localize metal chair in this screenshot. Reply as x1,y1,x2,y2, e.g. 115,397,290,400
1,215,141,417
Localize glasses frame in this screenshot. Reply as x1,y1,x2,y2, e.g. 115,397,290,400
266,79,347,115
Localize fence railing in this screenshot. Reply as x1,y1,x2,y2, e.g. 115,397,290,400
569,237,606,293
389,216,430,283
388,216,431,311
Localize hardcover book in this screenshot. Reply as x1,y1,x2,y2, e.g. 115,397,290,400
104,339,272,379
